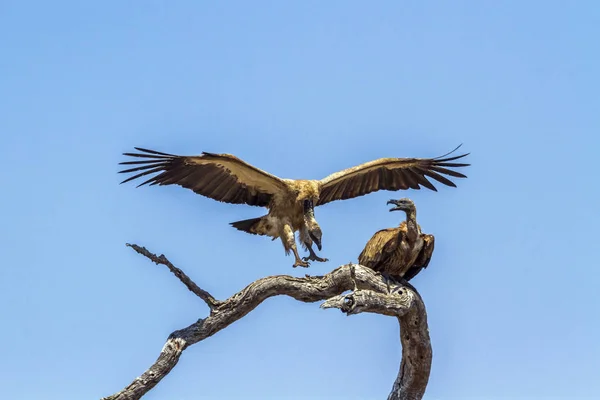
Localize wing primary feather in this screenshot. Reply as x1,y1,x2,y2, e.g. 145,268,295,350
428,165,468,178
435,161,470,168
421,169,457,187
119,159,165,165
118,162,168,174
435,153,470,163
122,152,171,159
137,173,167,187
134,147,176,156
409,168,437,191
401,169,421,190
119,166,168,185
433,144,463,159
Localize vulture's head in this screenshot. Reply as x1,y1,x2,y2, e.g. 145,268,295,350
309,225,323,251
387,198,416,213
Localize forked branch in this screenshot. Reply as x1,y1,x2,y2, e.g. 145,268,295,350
102,246,432,400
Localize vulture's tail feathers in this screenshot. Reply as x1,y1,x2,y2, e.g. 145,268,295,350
230,216,266,235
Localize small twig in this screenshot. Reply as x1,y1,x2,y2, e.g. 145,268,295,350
125,243,222,310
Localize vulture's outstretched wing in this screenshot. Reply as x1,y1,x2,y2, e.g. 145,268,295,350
316,145,469,206
403,234,435,282
118,147,288,207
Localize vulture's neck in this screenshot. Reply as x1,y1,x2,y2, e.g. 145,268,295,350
303,207,316,225
404,209,420,242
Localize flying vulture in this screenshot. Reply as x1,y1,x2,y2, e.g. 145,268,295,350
358,198,435,283
118,146,467,268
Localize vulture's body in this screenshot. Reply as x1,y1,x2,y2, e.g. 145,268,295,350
358,199,435,282
119,146,467,268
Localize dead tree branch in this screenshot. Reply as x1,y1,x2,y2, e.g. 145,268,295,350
322,287,432,400
125,243,221,310
102,246,432,400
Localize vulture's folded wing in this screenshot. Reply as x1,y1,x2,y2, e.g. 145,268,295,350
358,228,400,272
317,146,469,206
118,147,287,207
403,234,435,282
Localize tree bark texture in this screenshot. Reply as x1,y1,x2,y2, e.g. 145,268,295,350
101,244,432,400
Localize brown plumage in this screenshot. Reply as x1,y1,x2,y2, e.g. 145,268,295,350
118,146,466,268
358,198,435,282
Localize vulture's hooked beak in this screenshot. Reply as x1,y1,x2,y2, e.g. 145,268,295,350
387,199,405,212
310,232,322,251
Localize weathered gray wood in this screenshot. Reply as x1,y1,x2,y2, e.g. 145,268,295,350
322,283,432,400
101,246,432,400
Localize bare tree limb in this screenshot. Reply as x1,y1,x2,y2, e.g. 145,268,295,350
321,288,432,400
321,288,413,317
125,243,221,310
102,246,432,400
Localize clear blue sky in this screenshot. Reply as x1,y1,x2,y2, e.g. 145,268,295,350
1,1,598,399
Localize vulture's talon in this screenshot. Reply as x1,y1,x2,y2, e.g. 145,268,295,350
293,260,310,268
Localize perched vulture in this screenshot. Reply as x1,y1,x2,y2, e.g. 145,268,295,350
358,198,435,283
118,146,467,268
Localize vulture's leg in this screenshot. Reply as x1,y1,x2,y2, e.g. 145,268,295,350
299,226,328,263
281,224,309,268
291,247,310,268
302,244,329,263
